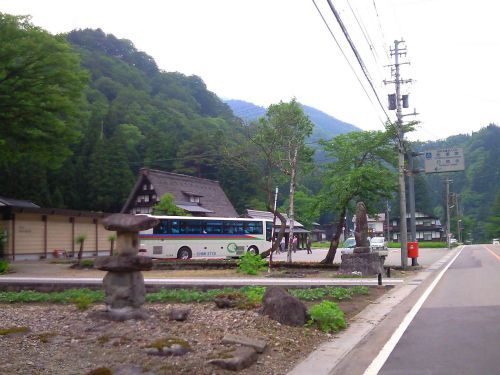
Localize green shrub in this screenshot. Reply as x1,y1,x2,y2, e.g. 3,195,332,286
0,260,9,274
79,259,94,268
307,301,346,333
236,252,267,275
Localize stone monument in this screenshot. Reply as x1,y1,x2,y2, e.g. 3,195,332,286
93,213,159,321
340,202,384,276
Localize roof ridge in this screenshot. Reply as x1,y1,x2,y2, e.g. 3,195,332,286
142,168,220,184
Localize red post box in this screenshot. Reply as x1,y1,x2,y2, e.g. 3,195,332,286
407,242,418,258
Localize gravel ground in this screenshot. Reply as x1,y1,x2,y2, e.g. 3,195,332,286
0,288,387,375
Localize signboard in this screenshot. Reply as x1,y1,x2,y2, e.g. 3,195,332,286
424,148,465,173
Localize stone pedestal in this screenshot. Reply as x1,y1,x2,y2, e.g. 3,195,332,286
340,253,384,276
94,255,153,321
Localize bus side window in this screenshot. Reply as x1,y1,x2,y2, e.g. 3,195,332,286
171,220,180,234
153,220,168,235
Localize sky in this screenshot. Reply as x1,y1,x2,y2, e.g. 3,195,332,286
1,0,499,141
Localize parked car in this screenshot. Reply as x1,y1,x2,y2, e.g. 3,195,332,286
450,238,458,246
493,238,500,245
340,237,388,259
340,237,356,255
370,237,389,259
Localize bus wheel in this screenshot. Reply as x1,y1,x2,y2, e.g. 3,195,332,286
247,246,259,255
177,247,192,260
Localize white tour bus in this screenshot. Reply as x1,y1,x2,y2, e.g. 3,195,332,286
138,215,273,259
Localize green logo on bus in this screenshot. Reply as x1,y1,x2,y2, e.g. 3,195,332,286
227,242,238,253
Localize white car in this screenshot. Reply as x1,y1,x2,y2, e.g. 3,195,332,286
340,237,356,255
493,238,500,245
340,237,388,259
370,237,389,259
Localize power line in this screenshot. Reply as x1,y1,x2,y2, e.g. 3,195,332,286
325,0,391,122
311,0,387,126
346,0,382,66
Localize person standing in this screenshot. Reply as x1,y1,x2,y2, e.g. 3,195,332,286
279,236,285,254
292,235,298,253
306,235,312,254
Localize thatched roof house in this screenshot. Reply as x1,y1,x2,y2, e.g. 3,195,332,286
121,168,237,217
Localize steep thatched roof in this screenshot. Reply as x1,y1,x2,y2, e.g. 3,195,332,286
121,168,237,217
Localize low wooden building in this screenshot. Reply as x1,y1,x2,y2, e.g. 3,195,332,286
0,196,115,261
121,168,238,217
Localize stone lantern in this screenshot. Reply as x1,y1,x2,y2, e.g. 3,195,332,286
93,213,159,321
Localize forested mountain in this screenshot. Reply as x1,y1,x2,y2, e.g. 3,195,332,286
389,124,500,242
225,99,360,142
415,124,500,242
0,25,259,213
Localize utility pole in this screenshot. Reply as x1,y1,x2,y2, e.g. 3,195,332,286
385,40,413,268
445,178,452,249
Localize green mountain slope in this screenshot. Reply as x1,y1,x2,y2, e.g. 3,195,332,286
225,99,361,142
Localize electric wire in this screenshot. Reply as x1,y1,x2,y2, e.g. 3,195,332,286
324,0,391,123
311,0,387,127
346,0,381,66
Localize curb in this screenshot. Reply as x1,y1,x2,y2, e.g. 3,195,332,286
287,248,461,375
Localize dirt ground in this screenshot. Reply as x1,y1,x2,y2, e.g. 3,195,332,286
0,261,391,374
0,287,387,375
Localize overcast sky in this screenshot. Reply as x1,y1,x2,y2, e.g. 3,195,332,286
2,0,499,141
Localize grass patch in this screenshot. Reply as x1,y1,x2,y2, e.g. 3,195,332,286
311,241,330,248
388,242,448,248
0,285,371,307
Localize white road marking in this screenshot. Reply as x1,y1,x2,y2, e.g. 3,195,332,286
363,246,465,375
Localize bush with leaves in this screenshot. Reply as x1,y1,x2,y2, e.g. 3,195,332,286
236,252,267,275
0,260,9,274
307,301,347,333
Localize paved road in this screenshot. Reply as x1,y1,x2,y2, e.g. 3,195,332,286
374,244,500,375
273,246,449,268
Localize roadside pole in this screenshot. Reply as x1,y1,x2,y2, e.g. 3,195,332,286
268,186,278,273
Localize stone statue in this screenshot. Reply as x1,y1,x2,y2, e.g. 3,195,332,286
354,202,370,252
340,201,383,275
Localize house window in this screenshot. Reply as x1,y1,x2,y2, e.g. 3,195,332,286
143,184,148,191
144,195,149,203
150,183,154,190
190,196,200,203
393,220,397,226
423,232,432,240
152,194,157,201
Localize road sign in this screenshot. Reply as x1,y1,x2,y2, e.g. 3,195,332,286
424,148,465,173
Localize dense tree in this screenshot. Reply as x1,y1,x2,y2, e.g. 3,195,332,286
485,190,500,239
318,130,397,264
0,14,88,168
152,193,188,216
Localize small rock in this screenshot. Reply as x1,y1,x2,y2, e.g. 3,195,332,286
222,334,267,353
168,308,190,321
208,346,258,371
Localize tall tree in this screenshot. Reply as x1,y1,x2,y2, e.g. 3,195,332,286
0,14,88,169
256,99,314,262
318,130,397,264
